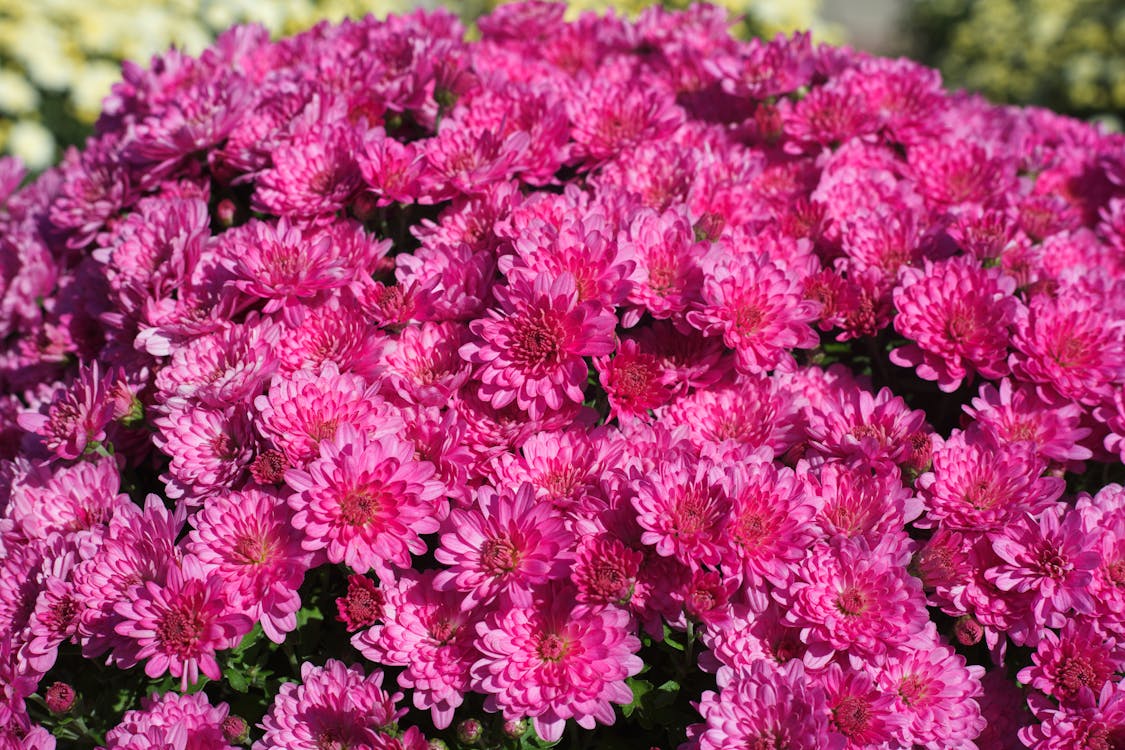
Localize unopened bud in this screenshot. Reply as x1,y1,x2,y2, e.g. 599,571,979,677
954,616,983,646
502,718,527,738
456,718,483,745
45,682,75,714
222,715,249,744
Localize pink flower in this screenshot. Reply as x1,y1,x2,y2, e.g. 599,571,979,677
965,378,1093,466
381,321,471,407
433,483,574,609
820,662,906,748
18,362,118,459
875,634,986,748
619,207,704,321
152,403,254,500
285,424,446,576
777,535,928,670
471,584,642,743
686,240,820,375
809,462,922,542
916,428,1065,532
460,272,616,419
256,659,406,750
113,555,253,691
336,574,384,632
571,535,644,609
987,505,1101,628
1018,619,1124,705
353,570,479,729
804,385,928,470
595,338,674,421
631,454,731,567
103,690,235,750
153,317,280,408
186,487,311,643
1010,289,1125,406
1019,681,1125,749
890,256,1020,392
687,659,842,750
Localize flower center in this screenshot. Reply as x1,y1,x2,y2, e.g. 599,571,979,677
963,478,999,510
479,536,521,576
613,357,659,400
47,596,80,635
1058,655,1100,696
833,695,872,737
585,560,632,602
232,531,274,565
897,674,929,707
673,486,713,535
157,605,205,657
1107,559,1125,586
536,632,571,662
511,310,565,367
339,489,383,527
732,304,765,336
1037,546,1071,580
835,586,870,617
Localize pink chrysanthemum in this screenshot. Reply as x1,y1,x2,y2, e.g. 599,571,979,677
987,505,1101,629
186,487,310,643
890,256,1020,392
353,570,478,729
687,659,842,750
17,362,118,459
381,321,471,407
631,453,731,567
113,555,253,691
1018,618,1124,706
809,463,922,542
336,574,384,633
22,549,79,675
875,635,986,748
1019,681,1125,750
1010,289,1125,406
471,584,642,743
777,535,928,670
255,362,399,467
103,690,235,750
285,424,446,576
595,338,674,421
152,317,280,407
571,535,644,609
4,456,131,544
916,428,1065,532
619,207,704,321
964,378,1093,466
720,455,820,588
820,662,906,748
255,659,406,750
804,385,928,470
433,483,573,609
459,272,616,419
686,242,820,375
152,403,254,500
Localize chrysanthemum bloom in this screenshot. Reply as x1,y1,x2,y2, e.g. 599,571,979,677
102,690,235,750
819,663,906,748
186,488,311,643
433,483,573,609
875,635,986,748
720,456,820,588
152,403,254,500
686,242,820,375
631,454,731,566
988,505,1101,629
22,550,79,675
699,600,808,687
256,659,406,750
1009,289,1125,406
661,374,802,460
152,316,280,407
471,583,642,743
915,428,1065,532
809,463,922,543
285,424,446,577
1018,619,1124,705
4,456,131,544
1024,680,1125,749
909,528,974,611
18,362,118,459
687,659,842,750
964,378,1093,467
459,272,616,419
595,338,674,421
974,668,1031,750
336,574,384,633
803,385,928,470
777,535,928,670
113,555,253,691
567,78,683,166
890,256,1020,392
353,571,479,729
255,362,400,467
487,427,618,516
277,294,391,377
382,321,472,407
571,535,644,609
252,113,362,219
907,137,1016,209
619,207,704,322
218,219,360,321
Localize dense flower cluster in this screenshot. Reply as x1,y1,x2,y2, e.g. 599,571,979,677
1,1,1124,748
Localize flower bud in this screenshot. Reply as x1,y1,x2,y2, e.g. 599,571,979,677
222,715,249,744
456,718,483,745
954,615,983,646
44,682,75,714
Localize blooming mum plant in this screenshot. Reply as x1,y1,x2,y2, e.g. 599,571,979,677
2,2,1125,748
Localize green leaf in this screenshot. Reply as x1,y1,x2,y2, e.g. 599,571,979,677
226,668,249,693
622,678,653,718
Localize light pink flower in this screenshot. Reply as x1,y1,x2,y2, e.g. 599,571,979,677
631,454,730,567
965,378,1093,466
285,424,446,576
1018,618,1124,706
18,362,118,459
102,690,235,750
471,583,642,743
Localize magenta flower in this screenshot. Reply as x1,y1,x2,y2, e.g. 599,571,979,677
571,535,644,609
890,256,1020,392
336,574,384,633
285,424,446,576
631,454,731,567
353,571,479,729
433,483,574,609
687,659,843,750
459,272,616,419
113,555,253,691
1019,681,1125,749
1019,619,1123,705
820,662,906,748
103,690,235,750
256,659,406,750
186,487,311,643
777,535,928,670
18,362,118,459
965,378,1093,466
471,584,642,743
